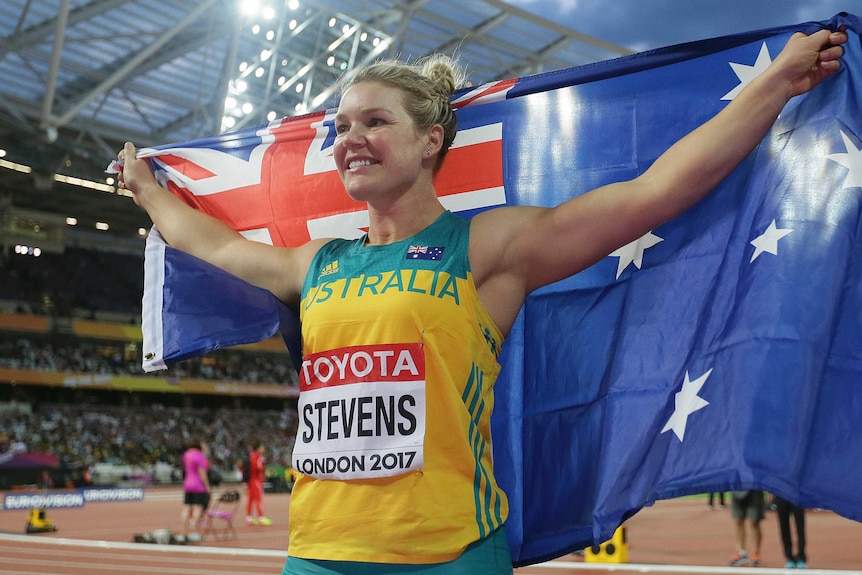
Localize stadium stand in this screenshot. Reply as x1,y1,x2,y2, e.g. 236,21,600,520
0,244,300,490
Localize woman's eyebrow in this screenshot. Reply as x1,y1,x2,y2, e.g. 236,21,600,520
335,106,390,122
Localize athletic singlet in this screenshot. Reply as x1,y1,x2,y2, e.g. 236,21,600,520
289,211,508,564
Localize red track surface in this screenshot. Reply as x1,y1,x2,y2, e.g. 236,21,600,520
1,486,860,574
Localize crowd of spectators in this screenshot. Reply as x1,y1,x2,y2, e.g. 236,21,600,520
1,245,301,488
1,246,144,317
0,333,298,385
0,401,299,483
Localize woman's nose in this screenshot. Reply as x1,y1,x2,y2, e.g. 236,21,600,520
340,125,366,147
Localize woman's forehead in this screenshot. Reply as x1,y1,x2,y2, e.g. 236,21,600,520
338,81,404,113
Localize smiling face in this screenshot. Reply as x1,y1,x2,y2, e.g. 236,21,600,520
333,81,434,204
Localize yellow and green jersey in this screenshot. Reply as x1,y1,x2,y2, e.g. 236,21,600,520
290,211,508,564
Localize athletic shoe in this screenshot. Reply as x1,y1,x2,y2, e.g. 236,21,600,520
785,560,797,569
749,553,762,567
729,552,749,566
258,517,273,526
246,517,257,526
796,561,807,569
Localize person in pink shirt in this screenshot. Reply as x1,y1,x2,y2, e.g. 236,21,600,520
181,439,211,538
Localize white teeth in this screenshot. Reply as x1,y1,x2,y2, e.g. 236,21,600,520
349,160,375,169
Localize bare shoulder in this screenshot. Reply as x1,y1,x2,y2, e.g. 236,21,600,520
468,206,547,336
244,237,332,308
283,237,333,299
468,205,546,285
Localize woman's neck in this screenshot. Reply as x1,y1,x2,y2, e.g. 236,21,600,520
365,194,446,245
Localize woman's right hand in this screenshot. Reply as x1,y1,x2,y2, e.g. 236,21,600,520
117,142,158,206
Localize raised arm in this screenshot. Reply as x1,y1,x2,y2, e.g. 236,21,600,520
119,142,322,307
472,28,848,335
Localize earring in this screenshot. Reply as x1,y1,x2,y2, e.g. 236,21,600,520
424,149,432,156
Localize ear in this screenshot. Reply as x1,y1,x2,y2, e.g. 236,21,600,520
425,124,445,156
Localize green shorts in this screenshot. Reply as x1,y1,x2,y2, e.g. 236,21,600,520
282,526,513,575
731,490,765,522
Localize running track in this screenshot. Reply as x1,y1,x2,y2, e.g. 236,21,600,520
2,487,860,574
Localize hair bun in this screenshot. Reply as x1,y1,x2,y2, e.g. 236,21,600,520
420,54,466,97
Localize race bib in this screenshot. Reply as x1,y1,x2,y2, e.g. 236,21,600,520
292,343,426,480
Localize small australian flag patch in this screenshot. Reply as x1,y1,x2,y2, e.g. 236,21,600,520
406,245,444,261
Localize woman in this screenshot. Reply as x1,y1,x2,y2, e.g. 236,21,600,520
120,28,846,574
773,494,807,568
180,439,211,539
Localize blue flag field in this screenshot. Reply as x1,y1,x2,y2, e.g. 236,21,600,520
131,13,862,567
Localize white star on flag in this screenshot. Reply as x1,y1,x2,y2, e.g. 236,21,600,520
609,231,663,279
826,130,862,190
661,369,713,442
750,220,793,263
721,43,772,101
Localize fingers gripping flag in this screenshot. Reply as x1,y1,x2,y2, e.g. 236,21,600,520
130,13,862,567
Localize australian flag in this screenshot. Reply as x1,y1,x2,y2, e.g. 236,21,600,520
406,245,445,261
129,13,862,567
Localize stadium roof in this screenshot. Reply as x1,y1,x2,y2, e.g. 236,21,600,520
0,0,633,248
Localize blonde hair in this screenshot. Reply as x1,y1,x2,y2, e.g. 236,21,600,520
340,54,467,171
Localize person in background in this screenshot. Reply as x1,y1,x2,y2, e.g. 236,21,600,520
773,494,807,569
708,492,726,510
729,490,766,566
119,28,847,575
181,438,211,539
246,440,272,526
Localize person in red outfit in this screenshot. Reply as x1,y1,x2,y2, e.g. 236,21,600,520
246,441,271,526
